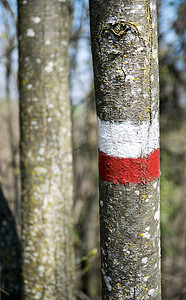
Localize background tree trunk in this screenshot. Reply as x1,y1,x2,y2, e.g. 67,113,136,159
90,0,161,299
18,0,75,299
0,185,21,300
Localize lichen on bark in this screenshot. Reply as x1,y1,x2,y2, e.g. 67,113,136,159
90,0,159,124
18,0,75,299
90,0,161,299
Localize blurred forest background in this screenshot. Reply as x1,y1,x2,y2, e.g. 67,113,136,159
0,0,186,299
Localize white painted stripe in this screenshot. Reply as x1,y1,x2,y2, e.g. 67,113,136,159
98,115,159,158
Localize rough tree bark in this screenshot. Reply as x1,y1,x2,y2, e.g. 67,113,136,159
89,0,161,299
18,1,75,299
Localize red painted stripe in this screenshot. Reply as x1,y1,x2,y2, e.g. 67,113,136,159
99,148,160,185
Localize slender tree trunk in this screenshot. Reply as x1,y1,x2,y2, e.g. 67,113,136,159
90,0,161,299
18,1,75,299
5,46,19,221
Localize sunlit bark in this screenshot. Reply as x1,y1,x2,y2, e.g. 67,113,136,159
90,0,161,299
18,1,75,299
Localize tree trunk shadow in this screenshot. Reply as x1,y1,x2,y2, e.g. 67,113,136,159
0,185,22,299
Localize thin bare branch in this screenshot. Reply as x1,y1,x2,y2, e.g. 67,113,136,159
0,0,16,25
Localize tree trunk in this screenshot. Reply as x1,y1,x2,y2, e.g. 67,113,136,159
89,0,161,299
0,186,21,300
5,40,19,221
18,1,75,299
